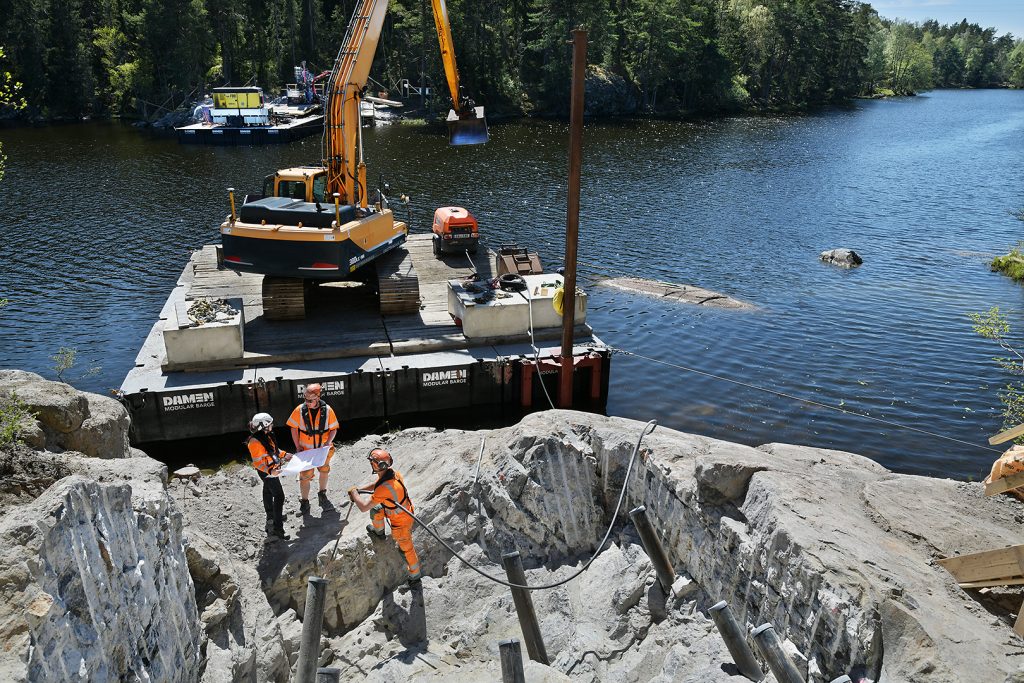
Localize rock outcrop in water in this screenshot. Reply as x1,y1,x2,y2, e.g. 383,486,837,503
1,370,1022,682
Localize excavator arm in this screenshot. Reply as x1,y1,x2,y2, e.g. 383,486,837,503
430,0,488,145
323,0,487,207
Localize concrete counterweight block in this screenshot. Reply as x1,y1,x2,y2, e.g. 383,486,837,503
163,297,244,366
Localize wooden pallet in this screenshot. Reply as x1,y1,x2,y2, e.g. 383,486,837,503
939,545,1024,637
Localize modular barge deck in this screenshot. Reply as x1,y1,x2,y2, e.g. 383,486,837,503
119,234,610,445
175,114,324,144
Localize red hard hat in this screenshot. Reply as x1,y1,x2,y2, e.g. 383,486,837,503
368,448,393,471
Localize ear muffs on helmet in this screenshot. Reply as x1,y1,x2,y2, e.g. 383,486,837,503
368,448,393,472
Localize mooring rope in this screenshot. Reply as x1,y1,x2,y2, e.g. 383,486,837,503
609,347,1002,454
519,288,558,410
389,419,657,591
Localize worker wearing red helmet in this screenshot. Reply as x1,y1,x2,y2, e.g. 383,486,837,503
348,448,421,586
288,383,339,515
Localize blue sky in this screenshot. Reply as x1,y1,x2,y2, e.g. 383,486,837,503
872,0,1024,38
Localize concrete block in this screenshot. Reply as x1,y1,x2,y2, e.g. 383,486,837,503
163,297,244,365
447,274,587,339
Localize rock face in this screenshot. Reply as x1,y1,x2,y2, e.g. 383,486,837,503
180,412,1023,682
820,248,863,268
2,370,1022,683
0,370,201,682
584,65,639,117
0,370,131,458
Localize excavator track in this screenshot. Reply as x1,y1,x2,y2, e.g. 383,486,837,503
375,246,421,315
262,277,308,321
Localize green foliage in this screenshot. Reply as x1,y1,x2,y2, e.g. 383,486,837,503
52,347,77,383
990,238,1024,282
0,1,1020,119
0,391,35,451
0,46,25,182
971,307,1024,436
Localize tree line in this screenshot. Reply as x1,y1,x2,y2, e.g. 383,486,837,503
1,0,1022,121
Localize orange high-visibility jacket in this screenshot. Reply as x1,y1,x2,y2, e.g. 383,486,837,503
248,434,282,474
287,400,339,450
370,470,414,526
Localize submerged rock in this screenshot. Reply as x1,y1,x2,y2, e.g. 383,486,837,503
600,277,754,309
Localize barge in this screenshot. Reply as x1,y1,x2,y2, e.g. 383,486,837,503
176,86,324,144
119,234,610,446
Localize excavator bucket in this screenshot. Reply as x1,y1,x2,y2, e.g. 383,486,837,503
447,106,489,146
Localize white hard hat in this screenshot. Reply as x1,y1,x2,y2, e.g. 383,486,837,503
249,412,274,433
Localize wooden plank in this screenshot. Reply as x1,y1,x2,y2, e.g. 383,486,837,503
989,422,1024,445
938,545,1024,583
957,577,1024,589
985,471,1024,497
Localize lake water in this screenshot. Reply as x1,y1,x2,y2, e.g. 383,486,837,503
2,89,1023,478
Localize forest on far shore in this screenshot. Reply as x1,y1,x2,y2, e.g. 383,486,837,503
1,0,1023,121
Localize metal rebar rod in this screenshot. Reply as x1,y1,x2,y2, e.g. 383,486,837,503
296,576,329,683
628,505,676,593
750,623,806,683
499,638,526,683
709,600,762,681
501,551,549,664
316,668,341,683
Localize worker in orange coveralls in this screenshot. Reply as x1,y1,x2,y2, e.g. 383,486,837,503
288,383,338,515
348,448,422,587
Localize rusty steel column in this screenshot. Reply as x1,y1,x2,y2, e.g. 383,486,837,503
559,28,587,409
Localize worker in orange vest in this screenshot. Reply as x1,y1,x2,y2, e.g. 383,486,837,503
246,412,292,540
288,383,339,515
348,448,422,586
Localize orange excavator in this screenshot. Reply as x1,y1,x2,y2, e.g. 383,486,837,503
219,0,486,320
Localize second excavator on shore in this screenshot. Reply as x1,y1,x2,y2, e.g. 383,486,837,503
219,0,486,320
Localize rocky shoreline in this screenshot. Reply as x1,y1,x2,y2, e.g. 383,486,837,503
1,369,1022,682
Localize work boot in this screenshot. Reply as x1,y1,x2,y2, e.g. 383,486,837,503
366,524,385,539
299,498,311,515
264,519,274,535
272,525,290,541
407,577,422,589
318,490,334,510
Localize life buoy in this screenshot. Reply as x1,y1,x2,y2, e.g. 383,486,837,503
552,285,564,316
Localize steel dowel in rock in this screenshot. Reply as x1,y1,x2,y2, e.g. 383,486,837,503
751,623,805,683
501,551,549,664
628,505,675,593
499,638,526,683
296,576,328,683
709,600,762,681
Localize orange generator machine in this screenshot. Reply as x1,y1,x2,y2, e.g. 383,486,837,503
431,206,479,256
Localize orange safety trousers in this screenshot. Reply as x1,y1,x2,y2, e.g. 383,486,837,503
371,509,420,580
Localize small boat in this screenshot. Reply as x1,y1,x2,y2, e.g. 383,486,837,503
175,86,323,145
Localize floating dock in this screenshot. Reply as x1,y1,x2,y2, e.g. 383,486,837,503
119,234,610,445
175,114,324,144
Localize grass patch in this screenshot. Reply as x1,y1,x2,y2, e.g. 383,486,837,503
0,392,35,450
991,242,1024,281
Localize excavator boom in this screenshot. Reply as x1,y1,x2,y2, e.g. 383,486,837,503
430,0,488,145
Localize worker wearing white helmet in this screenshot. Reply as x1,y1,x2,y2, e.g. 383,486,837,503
247,412,293,541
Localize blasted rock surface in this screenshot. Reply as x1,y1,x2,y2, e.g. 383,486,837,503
182,412,1023,682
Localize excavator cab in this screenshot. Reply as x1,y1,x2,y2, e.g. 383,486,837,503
447,106,488,146
260,168,329,202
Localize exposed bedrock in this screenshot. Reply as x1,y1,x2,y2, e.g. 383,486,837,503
181,411,1023,682
2,367,1022,683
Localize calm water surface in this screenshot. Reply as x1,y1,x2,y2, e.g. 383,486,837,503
2,89,1023,478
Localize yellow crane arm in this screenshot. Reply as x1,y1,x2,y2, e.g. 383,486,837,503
324,0,390,207
431,0,463,115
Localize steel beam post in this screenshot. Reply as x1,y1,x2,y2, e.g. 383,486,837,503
501,551,549,664
628,505,675,593
499,638,527,683
295,576,328,683
751,623,805,683
708,600,762,681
